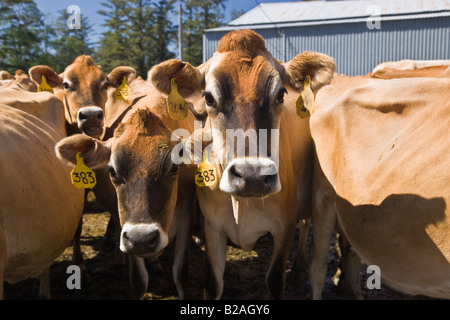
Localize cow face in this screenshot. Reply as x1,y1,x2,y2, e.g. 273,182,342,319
150,29,335,198
29,55,135,139
56,109,179,258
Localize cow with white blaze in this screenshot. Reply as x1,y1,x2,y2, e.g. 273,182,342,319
55,78,199,299
29,55,135,268
150,29,336,299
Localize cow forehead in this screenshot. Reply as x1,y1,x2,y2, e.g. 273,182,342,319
112,126,172,173
206,52,282,100
64,62,107,85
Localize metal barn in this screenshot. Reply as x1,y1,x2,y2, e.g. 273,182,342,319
203,0,450,76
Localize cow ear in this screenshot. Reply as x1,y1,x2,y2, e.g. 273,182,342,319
29,65,63,88
55,134,111,170
108,66,136,88
283,52,336,94
148,59,205,97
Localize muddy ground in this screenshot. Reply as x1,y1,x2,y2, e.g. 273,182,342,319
4,195,432,300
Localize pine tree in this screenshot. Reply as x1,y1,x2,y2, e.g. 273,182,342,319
97,0,177,78
96,0,130,73
0,0,44,72
124,0,154,77
151,0,176,64
181,0,227,66
51,9,95,72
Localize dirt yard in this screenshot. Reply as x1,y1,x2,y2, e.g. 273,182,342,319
3,195,431,300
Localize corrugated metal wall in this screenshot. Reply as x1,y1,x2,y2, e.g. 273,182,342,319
203,17,450,75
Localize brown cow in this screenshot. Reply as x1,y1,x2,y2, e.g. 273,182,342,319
0,87,84,299
149,29,336,299
29,56,135,269
2,73,37,92
372,59,450,73
311,76,450,299
0,70,13,80
370,65,450,79
29,55,135,138
55,78,199,299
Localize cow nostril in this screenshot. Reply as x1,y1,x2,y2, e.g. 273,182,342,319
79,113,87,121
148,230,159,246
97,113,104,121
123,231,130,240
229,165,242,178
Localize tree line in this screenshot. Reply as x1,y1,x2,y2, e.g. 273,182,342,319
0,0,230,78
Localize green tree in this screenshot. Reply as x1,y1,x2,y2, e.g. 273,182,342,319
181,0,227,66
124,0,154,77
97,0,176,78
151,0,176,64
51,9,95,72
96,0,130,73
0,0,43,72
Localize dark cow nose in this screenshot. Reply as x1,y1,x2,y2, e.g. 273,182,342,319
120,224,162,256
220,158,281,197
77,106,104,138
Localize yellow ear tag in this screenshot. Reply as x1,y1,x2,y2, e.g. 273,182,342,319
38,75,54,94
296,75,314,119
115,76,130,100
195,150,217,187
70,152,97,189
167,78,189,121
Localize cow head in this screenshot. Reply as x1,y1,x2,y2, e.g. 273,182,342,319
55,109,179,258
150,29,335,198
29,55,135,138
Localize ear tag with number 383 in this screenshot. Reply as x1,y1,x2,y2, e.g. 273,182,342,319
167,78,189,121
38,75,54,94
71,152,97,189
115,76,130,100
195,150,217,187
296,75,314,118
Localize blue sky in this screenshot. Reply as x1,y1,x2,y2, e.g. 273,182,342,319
35,0,294,44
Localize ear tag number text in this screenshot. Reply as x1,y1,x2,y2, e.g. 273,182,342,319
115,76,130,100
71,152,97,189
167,78,189,121
195,150,216,187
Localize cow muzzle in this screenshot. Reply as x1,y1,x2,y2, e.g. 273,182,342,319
119,223,169,257
77,106,104,138
219,157,281,198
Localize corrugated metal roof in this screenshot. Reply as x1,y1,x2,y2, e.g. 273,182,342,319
226,0,450,27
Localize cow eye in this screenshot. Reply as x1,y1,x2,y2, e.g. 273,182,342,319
106,166,124,184
169,163,179,175
102,83,109,90
276,87,287,103
62,82,70,90
203,91,216,107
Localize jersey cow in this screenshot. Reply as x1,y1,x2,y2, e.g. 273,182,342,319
311,76,450,299
150,29,336,299
29,55,135,138
370,65,450,79
55,78,199,299
0,87,84,299
29,56,135,268
372,59,450,73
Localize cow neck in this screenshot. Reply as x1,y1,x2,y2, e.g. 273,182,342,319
63,93,74,125
63,94,79,136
